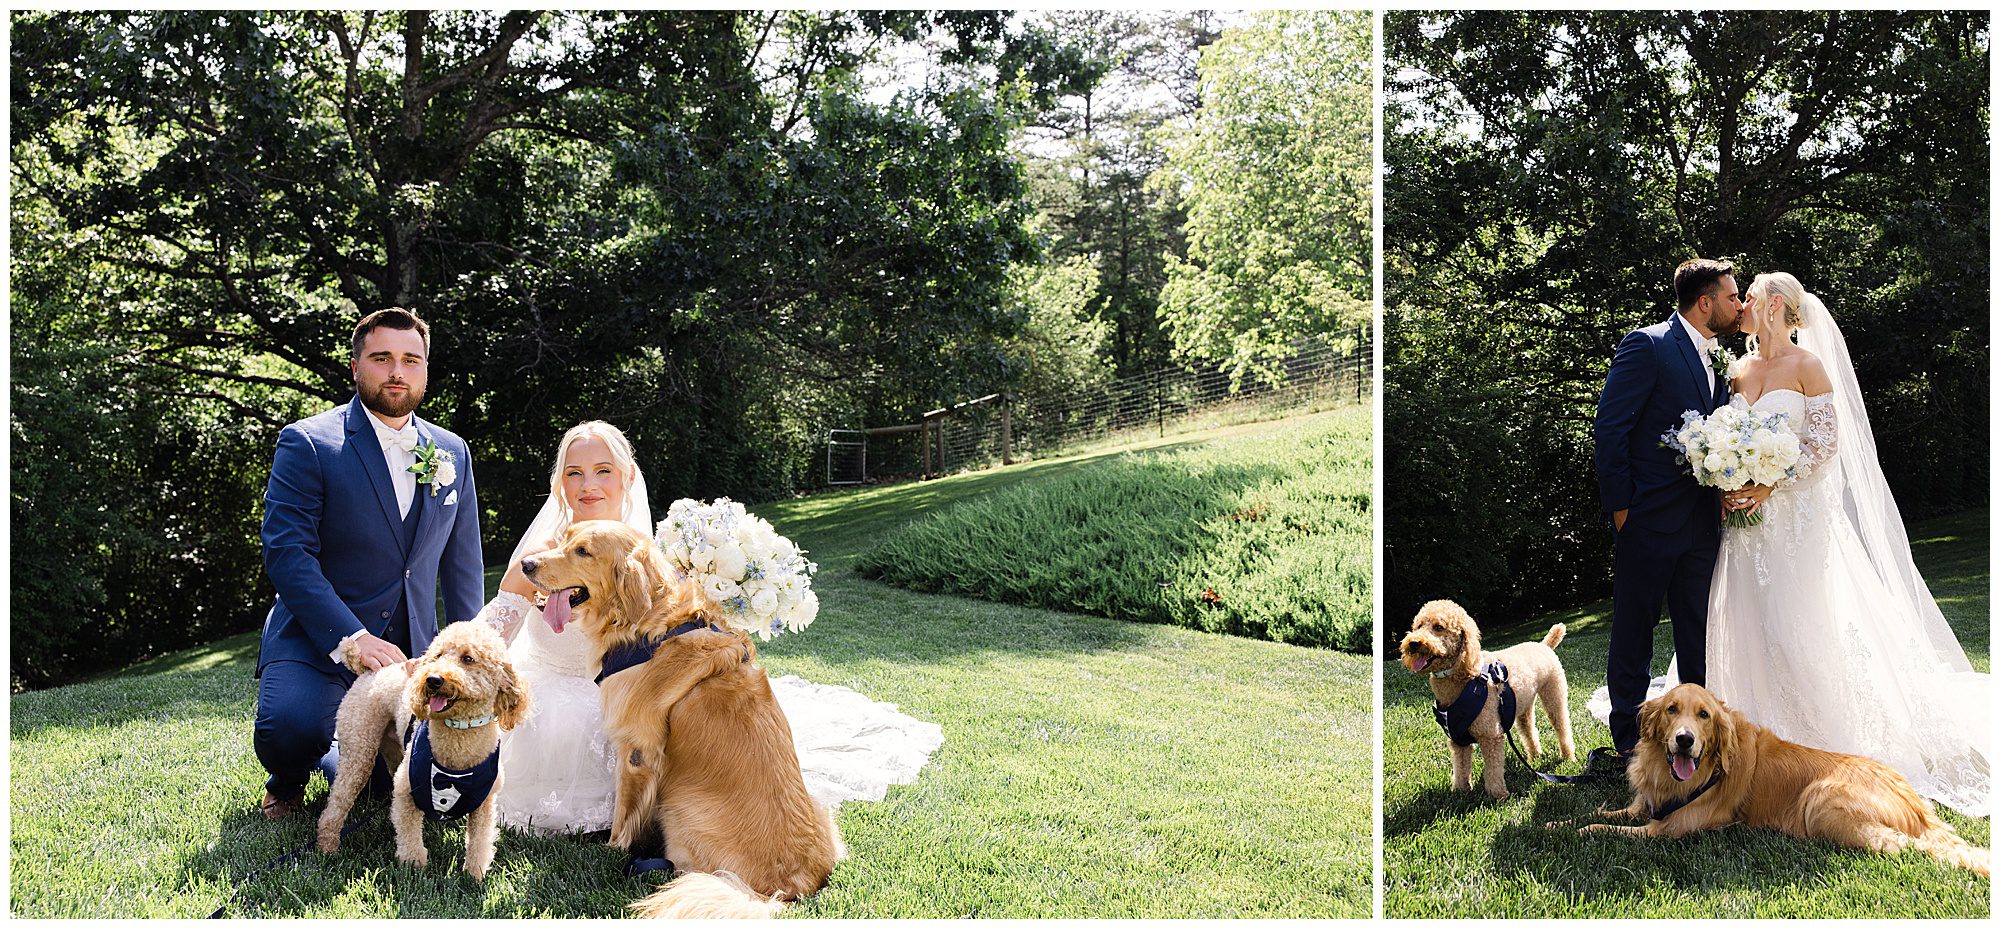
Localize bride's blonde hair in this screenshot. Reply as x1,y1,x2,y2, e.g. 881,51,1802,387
1746,272,1808,354
549,420,639,526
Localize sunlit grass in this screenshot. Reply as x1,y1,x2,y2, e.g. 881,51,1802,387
1382,509,1991,918
11,413,1375,918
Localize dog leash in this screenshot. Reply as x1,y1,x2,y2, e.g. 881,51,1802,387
206,806,383,918
1504,731,1615,785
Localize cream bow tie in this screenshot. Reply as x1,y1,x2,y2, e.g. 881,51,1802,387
380,430,420,454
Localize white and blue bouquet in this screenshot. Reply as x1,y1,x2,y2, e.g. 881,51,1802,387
655,497,819,640
1661,406,1802,528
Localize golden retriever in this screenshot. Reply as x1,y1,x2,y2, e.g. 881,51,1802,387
316,621,529,880
1400,599,1574,798
521,520,840,918
1569,683,1988,875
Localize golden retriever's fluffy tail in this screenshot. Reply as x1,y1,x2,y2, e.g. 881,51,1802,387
1540,624,1566,650
631,871,784,919
1914,824,1990,876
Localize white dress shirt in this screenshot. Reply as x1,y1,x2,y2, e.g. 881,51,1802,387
1677,312,1716,397
368,410,420,519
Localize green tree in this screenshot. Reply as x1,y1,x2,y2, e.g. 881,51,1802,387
1015,11,1219,377
1155,10,1373,384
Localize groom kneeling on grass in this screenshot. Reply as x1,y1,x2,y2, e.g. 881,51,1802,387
1590,258,1754,770
253,308,483,819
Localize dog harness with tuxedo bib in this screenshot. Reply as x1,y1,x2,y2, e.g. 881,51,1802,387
406,720,500,822
1433,660,1517,747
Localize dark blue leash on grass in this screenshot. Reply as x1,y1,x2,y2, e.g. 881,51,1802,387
207,806,382,918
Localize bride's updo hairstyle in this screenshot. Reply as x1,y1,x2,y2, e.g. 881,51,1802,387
1749,272,1808,331
549,420,639,526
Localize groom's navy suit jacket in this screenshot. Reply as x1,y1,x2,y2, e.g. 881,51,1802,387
257,396,483,676
1594,315,1730,535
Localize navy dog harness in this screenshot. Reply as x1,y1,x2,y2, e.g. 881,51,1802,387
594,618,713,685
594,616,748,685
407,720,500,822
1433,660,1517,747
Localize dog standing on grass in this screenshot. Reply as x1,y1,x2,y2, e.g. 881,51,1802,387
1400,599,1575,799
316,622,528,881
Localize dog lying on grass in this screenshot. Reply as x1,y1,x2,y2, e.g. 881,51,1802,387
1560,682,1988,875
1399,599,1574,799
316,622,529,881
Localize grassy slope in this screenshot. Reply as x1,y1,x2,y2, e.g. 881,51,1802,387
10,414,1374,918
856,406,1372,649
1383,508,1992,918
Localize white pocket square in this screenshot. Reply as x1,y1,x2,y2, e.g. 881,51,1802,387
444,490,458,506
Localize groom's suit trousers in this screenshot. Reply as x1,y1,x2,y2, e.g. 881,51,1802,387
1606,518,1718,752
254,618,411,797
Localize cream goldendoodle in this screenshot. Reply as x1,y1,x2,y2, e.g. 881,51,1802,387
316,621,528,880
1399,599,1574,799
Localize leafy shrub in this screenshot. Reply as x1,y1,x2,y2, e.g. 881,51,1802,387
856,408,1373,650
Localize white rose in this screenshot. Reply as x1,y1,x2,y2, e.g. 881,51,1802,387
691,543,716,572
434,459,457,488
701,575,741,606
711,539,747,580
793,588,820,627
1701,453,1725,475
748,585,779,617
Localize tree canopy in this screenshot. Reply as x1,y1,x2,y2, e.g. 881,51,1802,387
1384,10,1989,628
1156,10,1373,384
8,10,1093,686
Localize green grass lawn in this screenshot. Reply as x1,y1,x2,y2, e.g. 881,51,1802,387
11,413,1374,918
1383,508,1992,918
857,406,1372,650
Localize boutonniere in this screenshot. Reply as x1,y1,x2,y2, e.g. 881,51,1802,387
407,440,457,496
1708,345,1737,380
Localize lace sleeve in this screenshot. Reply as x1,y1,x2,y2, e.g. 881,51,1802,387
473,590,536,645
1790,395,1838,486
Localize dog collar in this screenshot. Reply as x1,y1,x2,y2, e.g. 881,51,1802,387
1429,668,1458,680
1648,765,1725,821
439,713,497,730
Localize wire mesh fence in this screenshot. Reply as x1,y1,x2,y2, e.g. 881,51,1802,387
826,325,1373,485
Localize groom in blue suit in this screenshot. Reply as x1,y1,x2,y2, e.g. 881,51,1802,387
1592,258,1743,760
254,308,484,818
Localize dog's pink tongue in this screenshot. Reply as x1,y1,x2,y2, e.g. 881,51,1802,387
542,588,574,633
1413,655,1431,672
428,695,448,713
1671,754,1697,782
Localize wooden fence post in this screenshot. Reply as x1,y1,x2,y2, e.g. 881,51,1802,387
1000,396,1013,465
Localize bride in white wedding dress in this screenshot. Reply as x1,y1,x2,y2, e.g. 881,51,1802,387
1590,273,1990,817
472,421,943,834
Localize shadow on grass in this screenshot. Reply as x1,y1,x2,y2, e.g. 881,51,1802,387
1383,781,1514,837
182,796,640,918
1490,786,1849,899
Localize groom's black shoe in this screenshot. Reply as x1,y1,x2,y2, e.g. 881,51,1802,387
1587,746,1631,773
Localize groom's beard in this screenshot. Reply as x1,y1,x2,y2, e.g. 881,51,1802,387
358,379,424,419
